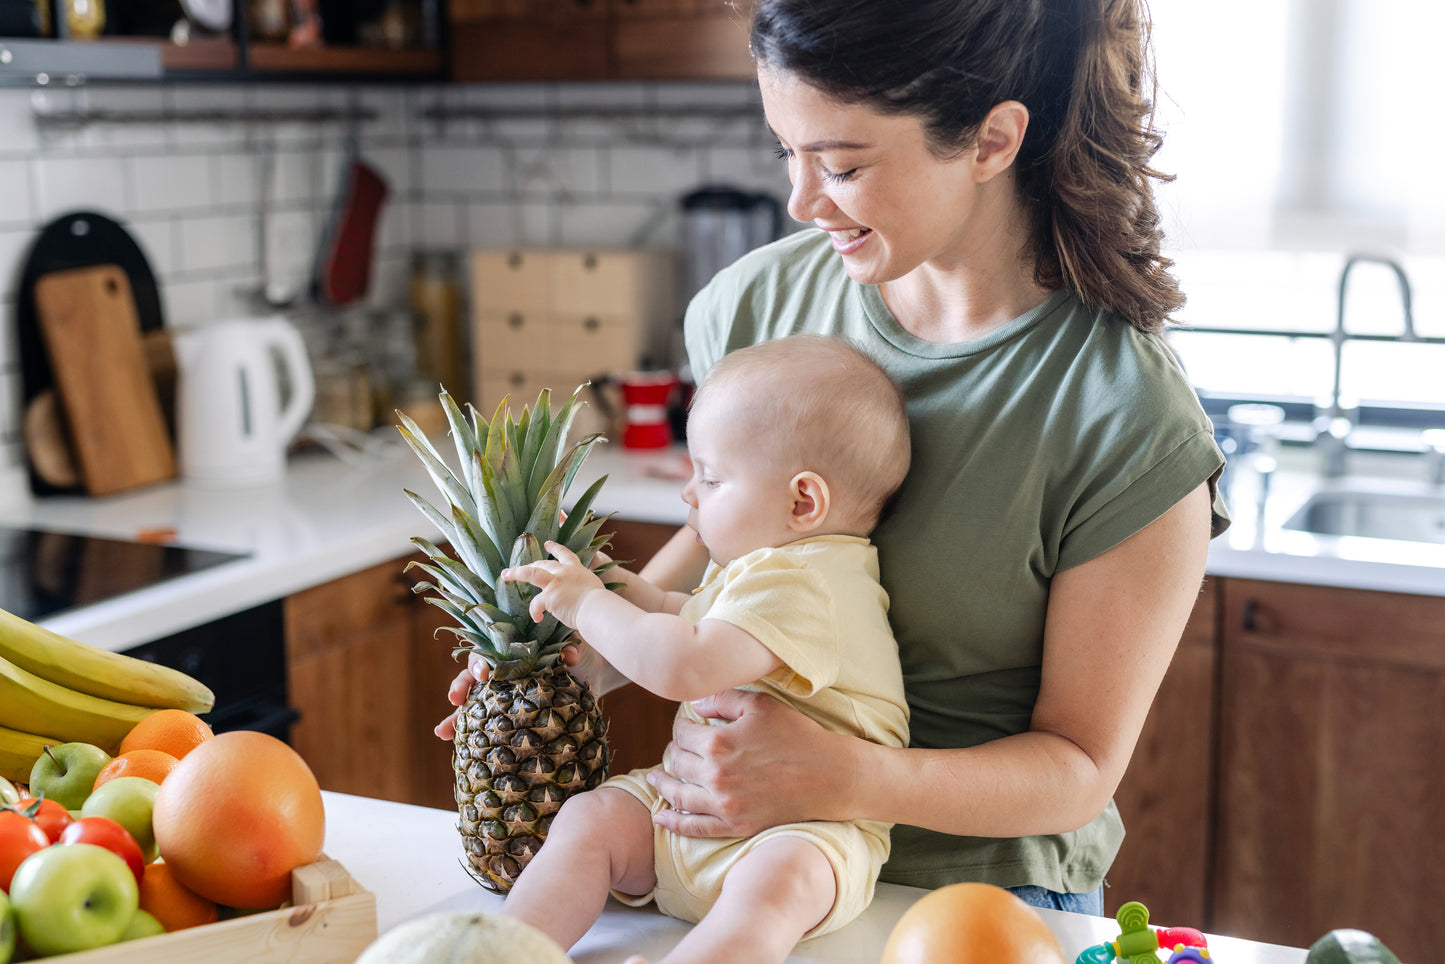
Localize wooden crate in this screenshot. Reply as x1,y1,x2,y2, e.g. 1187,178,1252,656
49,856,377,964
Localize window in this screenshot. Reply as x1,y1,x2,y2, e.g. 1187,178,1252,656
1148,0,1445,418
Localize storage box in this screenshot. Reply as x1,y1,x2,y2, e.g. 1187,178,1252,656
48,856,377,964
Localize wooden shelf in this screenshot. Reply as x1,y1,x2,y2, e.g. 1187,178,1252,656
245,43,442,75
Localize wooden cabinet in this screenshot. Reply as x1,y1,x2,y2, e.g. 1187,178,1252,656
1107,577,1220,925
448,0,753,82
1107,576,1442,962
1210,580,1443,964
283,552,460,810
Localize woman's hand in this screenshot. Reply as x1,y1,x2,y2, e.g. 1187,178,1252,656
646,689,858,838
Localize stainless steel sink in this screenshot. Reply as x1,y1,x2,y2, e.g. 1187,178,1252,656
1284,488,1445,544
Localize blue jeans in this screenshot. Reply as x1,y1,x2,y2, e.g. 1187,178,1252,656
1008,884,1104,916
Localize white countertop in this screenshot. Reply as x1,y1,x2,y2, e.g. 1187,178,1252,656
320,790,1308,963
5,434,1439,654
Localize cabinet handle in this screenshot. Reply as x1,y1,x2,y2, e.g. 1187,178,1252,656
1241,598,1258,632
507,251,523,268
508,312,524,329
583,252,598,270
583,316,600,332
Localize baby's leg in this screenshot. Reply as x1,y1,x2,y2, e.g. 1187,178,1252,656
658,835,836,964
501,786,657,951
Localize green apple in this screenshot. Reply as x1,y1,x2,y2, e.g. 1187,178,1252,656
28,743,112,811
81,777,160,863
9,843,138,956
119,909,166,942
1,889,16,964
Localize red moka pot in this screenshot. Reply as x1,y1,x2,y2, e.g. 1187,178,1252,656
619,372,679,449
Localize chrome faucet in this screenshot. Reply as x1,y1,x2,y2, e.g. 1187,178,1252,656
1316,254,1419,477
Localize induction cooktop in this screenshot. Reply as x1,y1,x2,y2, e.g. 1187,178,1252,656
0,527,248,622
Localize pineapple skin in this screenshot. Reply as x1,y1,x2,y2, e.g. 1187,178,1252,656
455,652,610,893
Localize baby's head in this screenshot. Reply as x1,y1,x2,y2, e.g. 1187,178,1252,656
687,334,911,542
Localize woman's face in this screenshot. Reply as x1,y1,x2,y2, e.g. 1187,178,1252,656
759,66,986,286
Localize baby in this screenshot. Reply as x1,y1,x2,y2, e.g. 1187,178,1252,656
500,333,912,964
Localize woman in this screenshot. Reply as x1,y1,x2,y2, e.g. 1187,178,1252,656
443,0,1227,914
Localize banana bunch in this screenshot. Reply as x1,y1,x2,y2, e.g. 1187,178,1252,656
0,607,216,781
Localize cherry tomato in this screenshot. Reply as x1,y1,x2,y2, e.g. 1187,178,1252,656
13,796,73,843
0,809,49,892
59,816,144,884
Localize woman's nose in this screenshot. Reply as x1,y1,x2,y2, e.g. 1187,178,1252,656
787,167,832,223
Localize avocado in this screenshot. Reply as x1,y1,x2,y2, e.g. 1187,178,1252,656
1306,929,1401,964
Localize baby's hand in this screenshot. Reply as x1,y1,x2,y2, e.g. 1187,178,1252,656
501,541,605,627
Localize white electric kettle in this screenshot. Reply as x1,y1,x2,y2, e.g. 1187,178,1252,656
174,316,316,485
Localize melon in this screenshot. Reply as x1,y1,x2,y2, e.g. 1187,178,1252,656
354,912,572,964
1306,929,1401,964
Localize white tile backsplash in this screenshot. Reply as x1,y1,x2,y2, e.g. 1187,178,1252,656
0,77,797,480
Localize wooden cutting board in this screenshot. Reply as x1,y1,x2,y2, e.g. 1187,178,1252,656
33,264,177,496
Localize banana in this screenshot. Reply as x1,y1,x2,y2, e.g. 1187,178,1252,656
0,724,59,786
0,607,213,714
0,652,156,756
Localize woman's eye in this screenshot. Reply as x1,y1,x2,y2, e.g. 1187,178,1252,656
824,167,858,183
772,145,793,161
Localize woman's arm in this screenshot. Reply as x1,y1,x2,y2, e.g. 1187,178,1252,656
649,483,1213,838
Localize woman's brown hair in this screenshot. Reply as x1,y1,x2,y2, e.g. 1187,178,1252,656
749,0,1184,334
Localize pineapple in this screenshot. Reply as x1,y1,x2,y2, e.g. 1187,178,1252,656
397,385,614,894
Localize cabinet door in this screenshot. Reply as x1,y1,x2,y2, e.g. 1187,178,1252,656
1212,580,1444,962
1106,578,1219,925
611,0,753,79
285,558,418,803
448,0,608,81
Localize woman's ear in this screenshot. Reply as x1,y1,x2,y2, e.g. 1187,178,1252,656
973,100,1029,181
788,471,831,532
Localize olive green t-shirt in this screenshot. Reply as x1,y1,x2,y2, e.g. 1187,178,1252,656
684,229,1228,894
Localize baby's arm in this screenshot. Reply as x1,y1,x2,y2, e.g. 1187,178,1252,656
503,542,780,703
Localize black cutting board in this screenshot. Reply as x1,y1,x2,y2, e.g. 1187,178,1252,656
15,210,167,494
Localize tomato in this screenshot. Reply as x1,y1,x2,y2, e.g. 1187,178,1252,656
14,796,73,843
59,816,145,885
0,809,50,892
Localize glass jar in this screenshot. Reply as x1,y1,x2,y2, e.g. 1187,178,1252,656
409,251,465,399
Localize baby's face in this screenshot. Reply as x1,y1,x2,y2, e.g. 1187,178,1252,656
680,394,799,566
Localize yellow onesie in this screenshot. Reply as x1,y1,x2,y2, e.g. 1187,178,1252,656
604,534,909,938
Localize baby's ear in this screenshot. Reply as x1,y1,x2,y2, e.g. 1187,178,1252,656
788,471,831,532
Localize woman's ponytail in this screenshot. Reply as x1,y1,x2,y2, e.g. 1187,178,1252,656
1030,0,1183,333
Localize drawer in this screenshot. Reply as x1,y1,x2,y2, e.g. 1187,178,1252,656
473,309,553,369
471,249,553,312
549,250,674,316
553,313,642,373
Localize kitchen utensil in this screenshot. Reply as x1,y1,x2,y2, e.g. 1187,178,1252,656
173,317,316,486
17,210,167,494
33,264,178,497
618,371,679,449
21,391,79,490
316,158,389,307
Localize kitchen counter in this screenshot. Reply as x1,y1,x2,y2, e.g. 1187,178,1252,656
321,790,1308,963
3,433,1438,653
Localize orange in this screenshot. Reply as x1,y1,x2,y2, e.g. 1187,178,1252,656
120,709,214,760
93,748,180,791
152,730,325,910
881,883,1066,964
138,860,219,931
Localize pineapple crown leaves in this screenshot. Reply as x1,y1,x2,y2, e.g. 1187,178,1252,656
397,385,617,676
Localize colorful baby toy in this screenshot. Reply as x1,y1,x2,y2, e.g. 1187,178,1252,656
1074,901,1210,964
